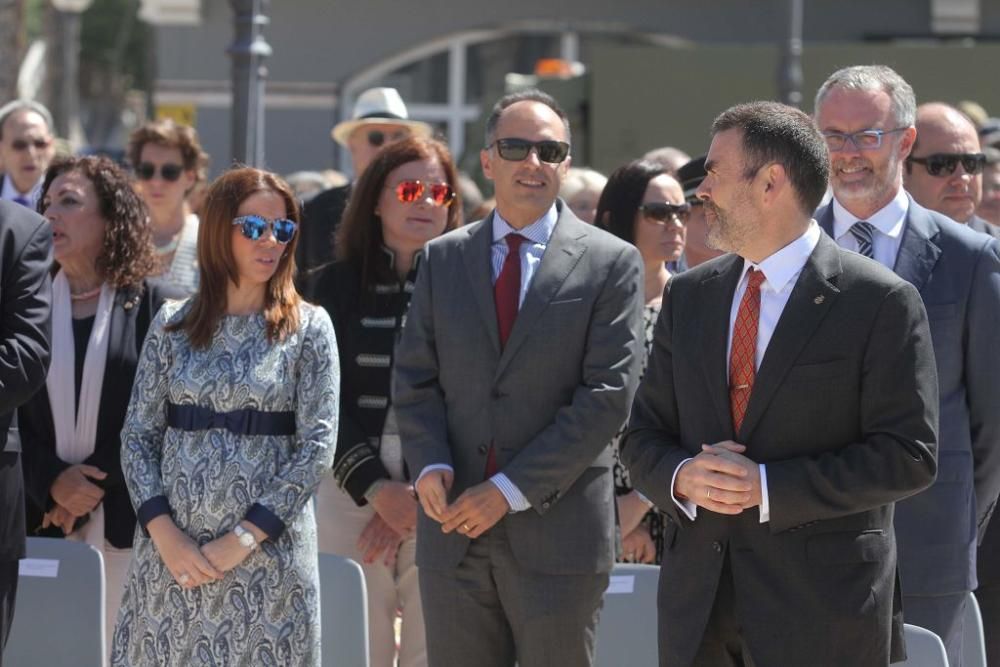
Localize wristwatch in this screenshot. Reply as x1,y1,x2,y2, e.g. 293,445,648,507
233,524,258,551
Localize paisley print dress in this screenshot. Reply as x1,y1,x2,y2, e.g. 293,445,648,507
111,300,339,666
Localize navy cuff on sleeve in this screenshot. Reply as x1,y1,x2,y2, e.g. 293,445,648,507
136,495,172,536
245,502,286,541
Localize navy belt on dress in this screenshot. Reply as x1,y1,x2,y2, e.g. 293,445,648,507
166,402,296,436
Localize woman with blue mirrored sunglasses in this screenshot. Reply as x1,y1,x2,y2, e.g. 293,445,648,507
231,214,298,244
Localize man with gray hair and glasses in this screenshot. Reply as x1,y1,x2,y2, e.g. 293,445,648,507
814,64,1000,667
0,100,55,209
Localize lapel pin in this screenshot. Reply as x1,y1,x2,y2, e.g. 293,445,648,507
813,295,825,305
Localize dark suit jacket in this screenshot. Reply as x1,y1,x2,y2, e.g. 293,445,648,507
0,201,52,562
818,197,1000,596
968,214,1000,239
623,232,938,667
18,280,179,548
394,203,644,574
296,183,351,300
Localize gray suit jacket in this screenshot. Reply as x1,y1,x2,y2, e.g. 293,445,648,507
968,214,1000,239
623,232,938,667
394,203,644,575
818,196,1000,596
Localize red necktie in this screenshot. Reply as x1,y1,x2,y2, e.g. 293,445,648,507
486,234,525,477
729,268,765,434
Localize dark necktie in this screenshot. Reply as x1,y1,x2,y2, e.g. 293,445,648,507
850,221,876,259
12,196,31,208
729,268,765,434
486,233,525,478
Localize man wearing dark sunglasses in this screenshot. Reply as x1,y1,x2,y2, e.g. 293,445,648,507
815,66,1000,667
395,89,644,667
903,102,1000,239
0,100,55,209
297,88,431,298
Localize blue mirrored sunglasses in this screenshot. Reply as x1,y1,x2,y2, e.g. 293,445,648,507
232,215,297,244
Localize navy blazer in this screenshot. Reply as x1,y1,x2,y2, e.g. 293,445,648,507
817,196,1000,596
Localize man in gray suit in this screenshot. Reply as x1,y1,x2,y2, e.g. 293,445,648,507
903,102,1000,239
814,65,1000,667
394,89,644,666
623,100,938,667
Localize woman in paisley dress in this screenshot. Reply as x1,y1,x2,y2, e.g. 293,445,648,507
595,159,689,564
111,167,339,666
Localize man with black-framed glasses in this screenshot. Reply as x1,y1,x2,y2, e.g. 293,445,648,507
903,102,1000,239
814,64,1000,667
0,100,55,210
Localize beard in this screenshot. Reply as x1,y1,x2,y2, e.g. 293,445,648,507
830,150,903,214
704,199,751,254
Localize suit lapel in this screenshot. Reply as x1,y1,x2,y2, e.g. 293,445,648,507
893,200,942,293
699,255,744,439
462,215,502,354
495,209,587,379
738,234,842,442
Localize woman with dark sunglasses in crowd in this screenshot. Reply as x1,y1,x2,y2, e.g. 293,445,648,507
312,136,461,667
595,159,688,565
18,155,181,662
128,119,209,294
112,167,339,666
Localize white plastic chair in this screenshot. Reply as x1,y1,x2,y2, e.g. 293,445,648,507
595,563,660,667
3,537,105,667
899,623,949,667
319,552,370,667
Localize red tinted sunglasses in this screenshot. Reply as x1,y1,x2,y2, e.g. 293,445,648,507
393,180,456,207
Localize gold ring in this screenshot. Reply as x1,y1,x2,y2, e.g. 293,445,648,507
462,522,470,532
706,488,712,500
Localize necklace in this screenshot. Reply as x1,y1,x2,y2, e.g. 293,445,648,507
69,286,102,301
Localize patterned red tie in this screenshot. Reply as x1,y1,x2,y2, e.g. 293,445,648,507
486,234,525,477
729,268,766,434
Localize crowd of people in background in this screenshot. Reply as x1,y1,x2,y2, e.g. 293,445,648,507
0,61,998,667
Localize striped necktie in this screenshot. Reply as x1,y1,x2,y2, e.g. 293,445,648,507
850,221,876,259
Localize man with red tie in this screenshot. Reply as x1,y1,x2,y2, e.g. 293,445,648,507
394,89,644,667
622,101,940,667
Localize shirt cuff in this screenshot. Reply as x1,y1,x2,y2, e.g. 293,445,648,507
758,463,770,523
244,502,286,541
671,458,698,521
136,495,172,536
490,473,531,512
417,464,453,482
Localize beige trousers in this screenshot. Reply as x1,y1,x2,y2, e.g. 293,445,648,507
316,476,426,667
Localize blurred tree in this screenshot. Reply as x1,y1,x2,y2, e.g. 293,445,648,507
0,0,26,102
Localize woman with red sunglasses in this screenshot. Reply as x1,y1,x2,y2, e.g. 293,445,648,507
313,136,461,667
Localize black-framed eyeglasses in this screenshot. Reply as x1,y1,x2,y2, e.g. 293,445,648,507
136,162,184,182
639,202,691,224
907,152,987,177
822,127,908,152
487,138,571,164
367,129,409,148
232,215,297,244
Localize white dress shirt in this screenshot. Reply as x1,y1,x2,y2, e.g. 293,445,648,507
672,222,822,523
831,188,909,269
418,205,558,513
0,174,43,208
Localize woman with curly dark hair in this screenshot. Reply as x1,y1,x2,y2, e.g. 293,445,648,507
17,155,181,662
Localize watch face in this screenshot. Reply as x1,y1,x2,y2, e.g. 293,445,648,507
239,533,255,547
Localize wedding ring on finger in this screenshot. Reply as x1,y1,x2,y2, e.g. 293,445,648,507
179,573,191,586
462,522,471,532
706,488,712,501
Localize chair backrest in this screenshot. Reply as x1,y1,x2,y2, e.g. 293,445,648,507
962,591,987,667
319,553,369,667
595,563,660,667
3,537,105,667
899,624,949,667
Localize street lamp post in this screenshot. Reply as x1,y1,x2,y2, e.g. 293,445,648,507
228,0,271,167
50,0,94,148
777,0,804,108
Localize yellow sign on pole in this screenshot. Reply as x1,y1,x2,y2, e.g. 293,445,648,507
155,104,196,127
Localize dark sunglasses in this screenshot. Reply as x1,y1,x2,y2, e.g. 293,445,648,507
488,138,570,164
367,129,409,148
393,179,456,207
639,201,691,224
135,162,185,182
907,153,987,177
10,138,51,152
232,215,297,244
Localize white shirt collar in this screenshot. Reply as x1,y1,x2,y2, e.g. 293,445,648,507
831,187,909,242
739,222,821,293
491,204,558,245
1,173,43,205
